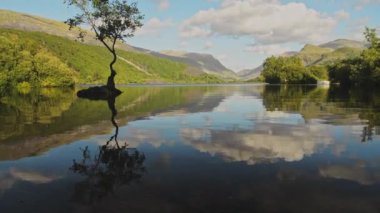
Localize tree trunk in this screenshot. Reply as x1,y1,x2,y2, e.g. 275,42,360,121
107,50,117,91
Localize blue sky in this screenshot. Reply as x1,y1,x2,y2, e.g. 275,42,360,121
1,0,380,71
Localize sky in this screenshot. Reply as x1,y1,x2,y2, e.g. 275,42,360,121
1,0,380,71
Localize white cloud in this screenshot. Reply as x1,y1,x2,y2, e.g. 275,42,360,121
151,0,170,10
0,169,61,196
203,41,214,50
346,17,369,40
334,10,350,20
245,44,291,55
135,18,173,36
355,0,380,9
216,54,228,61
121,128,174,148
180,25,211,38
180,0,338,46
179,41,189,48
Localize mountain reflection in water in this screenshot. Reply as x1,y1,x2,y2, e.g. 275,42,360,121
0,85,380,213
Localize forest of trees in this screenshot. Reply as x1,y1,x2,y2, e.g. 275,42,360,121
328,28,380,86
0,32,77,94
262,56,328,84
261,28,380,86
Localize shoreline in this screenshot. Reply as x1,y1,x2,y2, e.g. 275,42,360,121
75,82,269,88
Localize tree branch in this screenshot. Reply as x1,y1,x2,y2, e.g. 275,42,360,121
99,36,113,53
112,36,117,52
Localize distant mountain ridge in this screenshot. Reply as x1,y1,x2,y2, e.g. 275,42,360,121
237,66,263,80
319,39,367,50
0,9,235,79
159,50,237,79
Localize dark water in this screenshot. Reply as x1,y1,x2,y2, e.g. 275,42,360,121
1,84,380,213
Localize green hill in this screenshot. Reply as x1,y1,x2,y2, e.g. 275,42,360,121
0,29,223,93
0,9,232,81
294,45,363,67
0,10,226,92
296,40,366,66
314,47,363,65
297,44,333,65
0,9,135,51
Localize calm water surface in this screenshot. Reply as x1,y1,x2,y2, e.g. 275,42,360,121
1,84,380,213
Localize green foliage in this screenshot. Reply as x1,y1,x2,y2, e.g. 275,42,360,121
24,30,148,84
0,72,9,95
246,75,265,83
364,27,380,49
308,65,328,80
262,56,318,84
0,31,78,94
65,0,143,41
328,28,380,86
193,73,224,83
16,82,31,94
328,50,380,85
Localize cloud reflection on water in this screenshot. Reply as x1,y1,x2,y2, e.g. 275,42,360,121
320,162,380,185
0,168,60,196
181,122,332,165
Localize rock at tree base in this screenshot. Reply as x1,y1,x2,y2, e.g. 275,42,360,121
77,86,122,100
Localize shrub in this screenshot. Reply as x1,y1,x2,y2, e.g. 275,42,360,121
308,65,328,80
16,82,31,94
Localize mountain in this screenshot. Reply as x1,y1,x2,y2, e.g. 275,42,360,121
0,9,233,80
297,41,365,66
319,39,367,50
159,51,238,79
297,44,335,65
0,9,101,47
237,65,263,80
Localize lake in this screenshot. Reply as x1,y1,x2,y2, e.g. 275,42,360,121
1,84,380,213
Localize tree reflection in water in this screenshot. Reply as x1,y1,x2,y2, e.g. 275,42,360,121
70,94,145,204
361,125,374,143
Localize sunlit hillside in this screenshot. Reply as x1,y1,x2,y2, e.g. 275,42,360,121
0,29,223,93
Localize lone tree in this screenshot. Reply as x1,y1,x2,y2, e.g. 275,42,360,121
65,0,143,93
